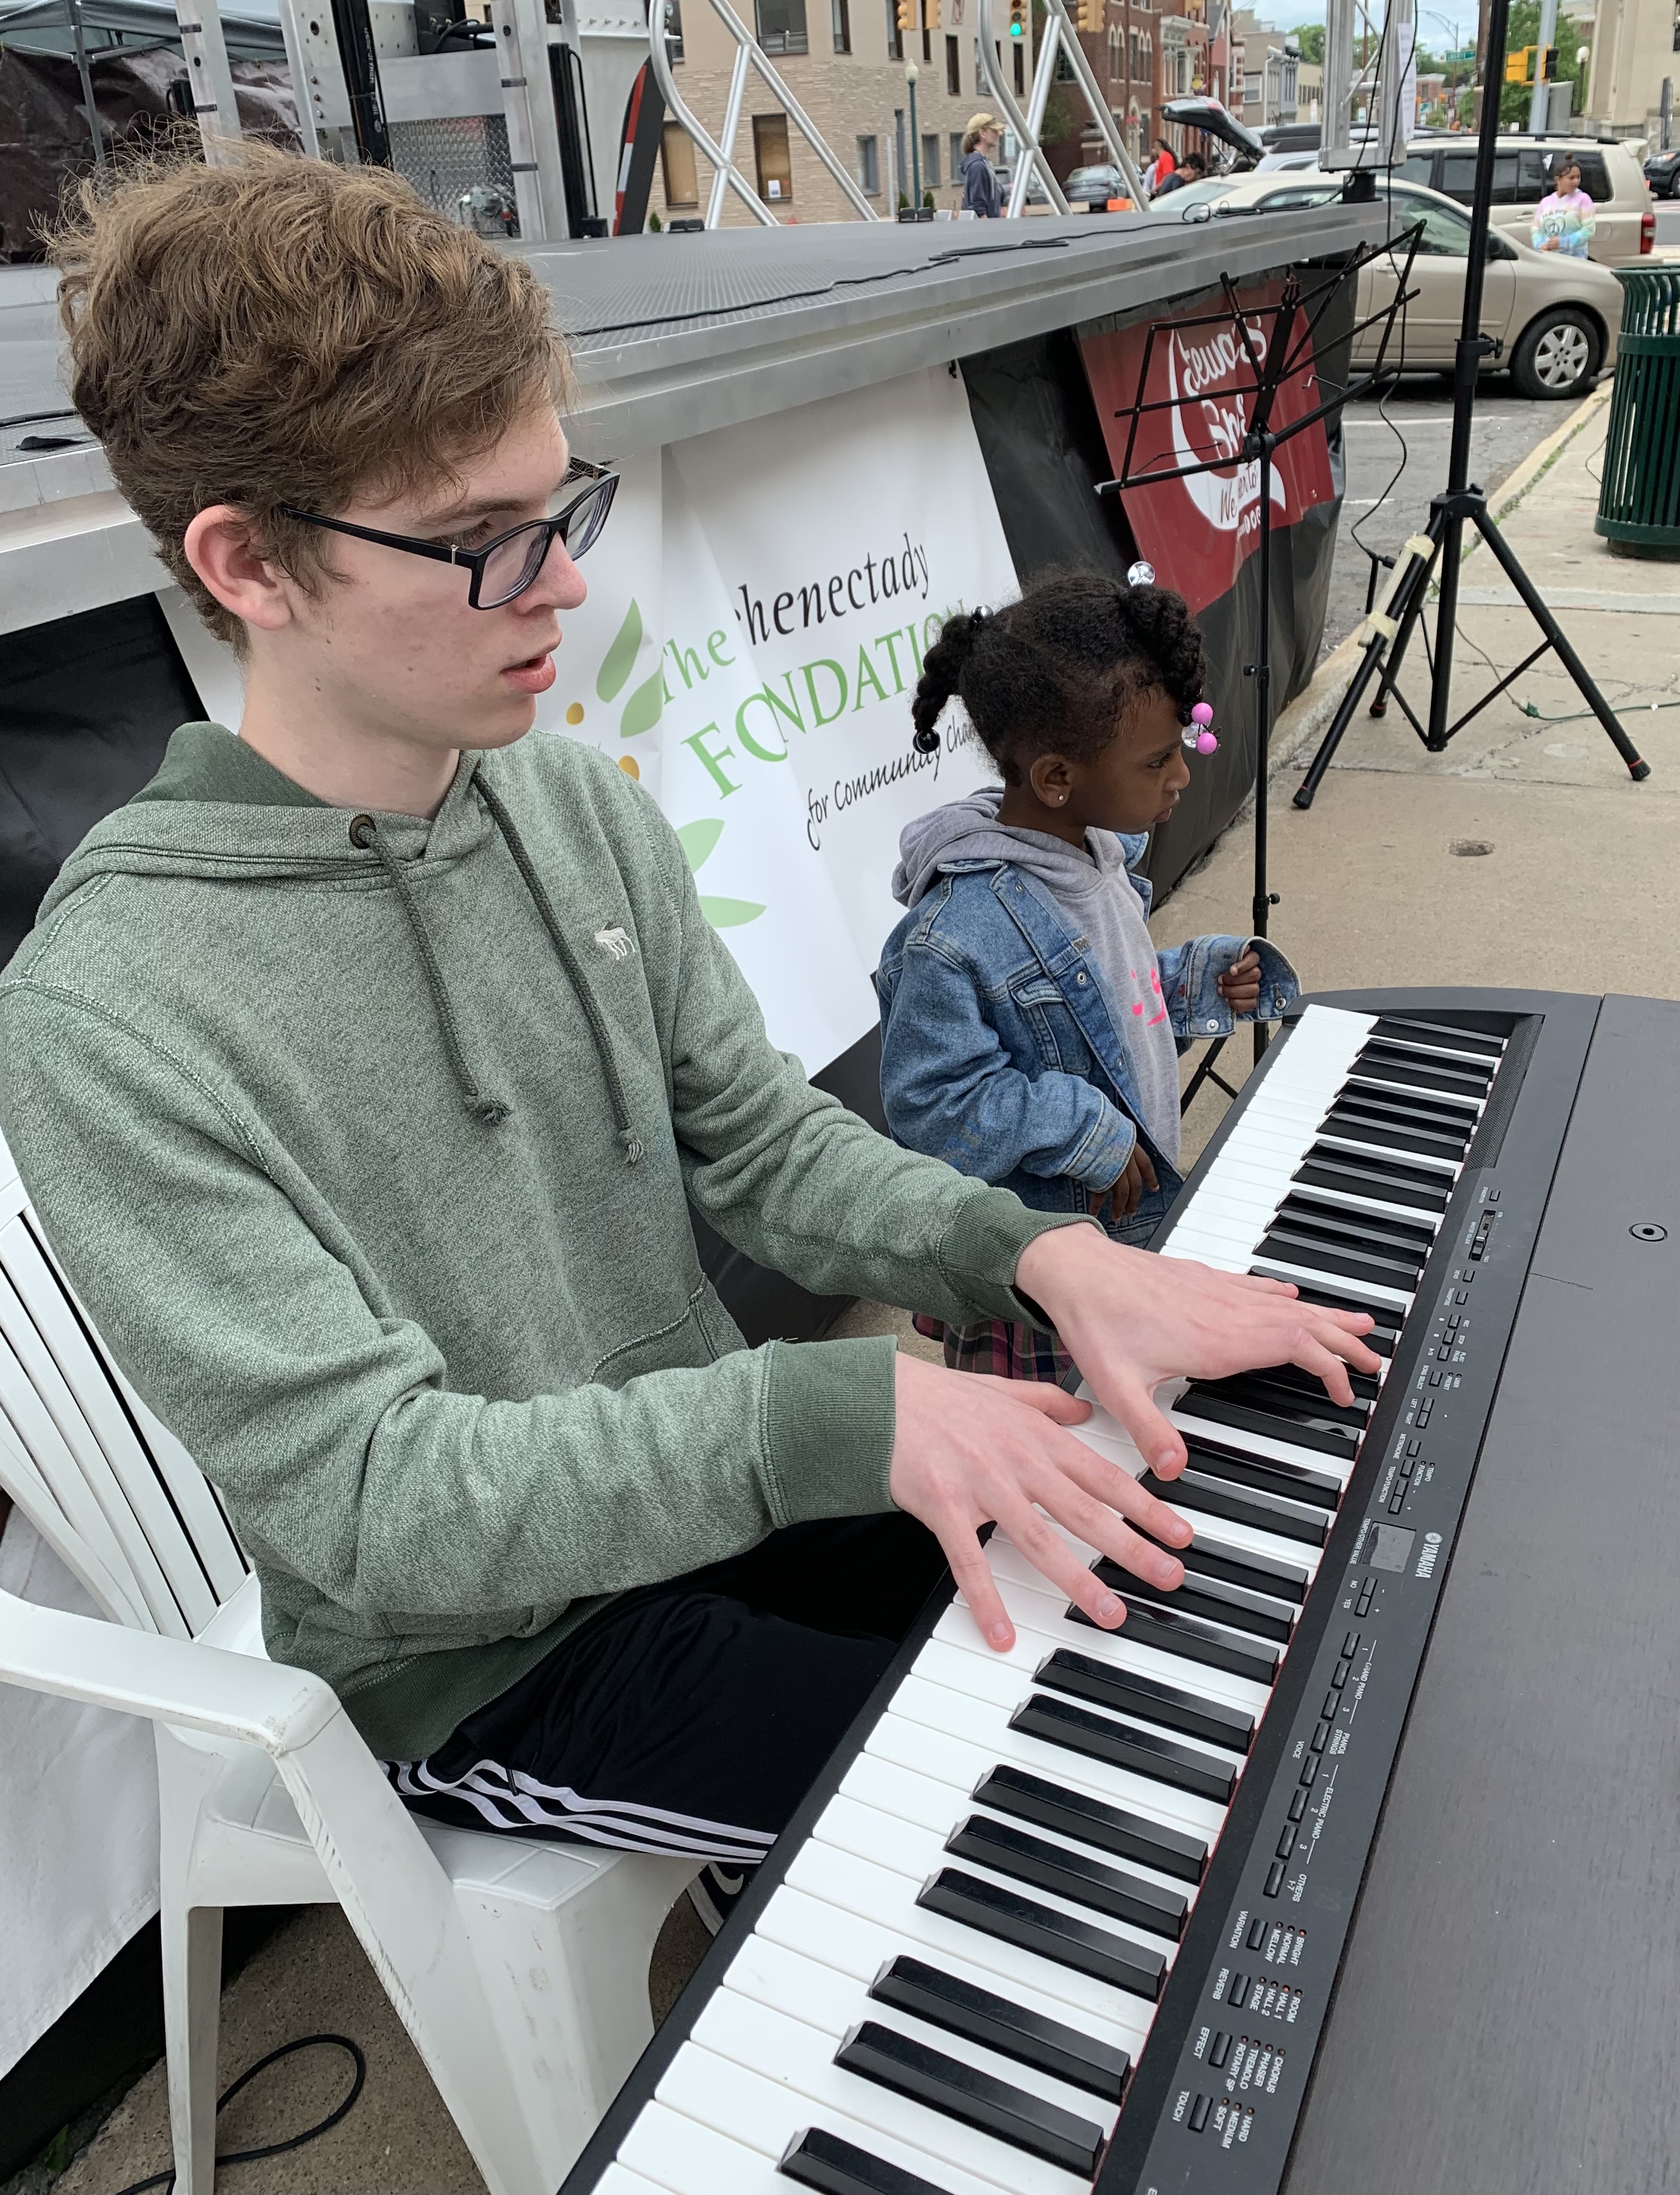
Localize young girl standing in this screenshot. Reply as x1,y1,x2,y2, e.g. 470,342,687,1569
877,570,1299,1383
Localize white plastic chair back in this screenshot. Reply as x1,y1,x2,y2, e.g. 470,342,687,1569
0,1131,247,1641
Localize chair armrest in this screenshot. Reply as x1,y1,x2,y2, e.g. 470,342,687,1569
0,1587,340,1754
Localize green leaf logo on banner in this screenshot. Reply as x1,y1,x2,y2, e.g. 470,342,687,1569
698,896,765,928
620,669,665,740
674,817,763,930
596,599,643,703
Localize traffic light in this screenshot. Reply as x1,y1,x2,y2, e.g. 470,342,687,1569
1540,44,1557,78
896,0,915,33
1504,43,1533,83
924,0,939,24
1077,0,1103,32
1008,0,1026,35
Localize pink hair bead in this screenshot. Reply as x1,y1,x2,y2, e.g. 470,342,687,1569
1196,729,1219,754
1190,702,1214,727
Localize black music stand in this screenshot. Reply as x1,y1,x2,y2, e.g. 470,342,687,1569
1292,0,1651,808
1094,235,1421,1088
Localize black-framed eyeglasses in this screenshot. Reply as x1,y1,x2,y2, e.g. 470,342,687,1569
279,459,618,609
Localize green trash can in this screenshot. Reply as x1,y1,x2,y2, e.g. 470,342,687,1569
1595,266,1680,558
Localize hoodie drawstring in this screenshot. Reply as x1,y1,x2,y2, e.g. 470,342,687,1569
472,775,644,1167
348,812,510,1126
346,788,644,1165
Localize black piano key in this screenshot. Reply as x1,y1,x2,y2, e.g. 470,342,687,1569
1066,1589,1286,1678
1033,1645,1257,1750
1305,1139,1455,1196
1179,1434,1345,1505
1331,1087,1477,1140
1262,1282,1401,1353
946,1813,1189,1940
1355,1042,1493,1098
1010,1692,1238,1803
973,1764,1209,1884
1319,1111,1469,1164
1344,1062,1483,1117
1255,1229,1422,1297
917,1866,1167,2002
1173,1384,1361,1460
1372,1014,1506,1059
1091,1557,1297,1645
869,1955,1131,2103
1138,1467,1331,1549
1276,1194,1436,1260
1295,1158,1448,1214
834,2019,1107,2179
779,2124,956,2195
1272,1199,1434,1264
1233,1357,1382,1408
1189,1372,1370,1432
1135,1528,1311,1604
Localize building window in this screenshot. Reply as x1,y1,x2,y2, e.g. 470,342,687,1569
754,111,793,198
922,131,940,184
1107,22,1120,75
857,132,880,191
886,0,902,60
832,0,850,47
1055,43,1074,78
1013,38,1024,91
756,0,807,53
949,128,963,176
661,121,699,203
662,0,684,61
946,30,960,92
922,22,930,60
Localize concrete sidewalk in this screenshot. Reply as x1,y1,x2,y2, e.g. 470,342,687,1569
27,387,1678,2195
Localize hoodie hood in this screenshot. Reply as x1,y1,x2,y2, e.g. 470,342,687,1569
41,721,643,1156
893,787,1141,910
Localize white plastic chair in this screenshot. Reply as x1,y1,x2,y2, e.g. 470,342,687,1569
0,1132,696,2195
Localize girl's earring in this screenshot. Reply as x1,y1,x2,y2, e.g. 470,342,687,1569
1182,701,1219,755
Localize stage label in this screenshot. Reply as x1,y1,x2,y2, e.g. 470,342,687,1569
1078,282,1336,615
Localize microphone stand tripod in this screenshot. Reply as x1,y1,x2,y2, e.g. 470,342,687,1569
1292,0,1651,808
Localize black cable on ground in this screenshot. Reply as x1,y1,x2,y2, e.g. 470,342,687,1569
108,2035,367,2195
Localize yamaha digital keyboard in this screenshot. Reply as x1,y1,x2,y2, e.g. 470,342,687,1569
561,989,1678,2195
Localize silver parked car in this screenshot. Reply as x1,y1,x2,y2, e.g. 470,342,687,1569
1150,172,1623,398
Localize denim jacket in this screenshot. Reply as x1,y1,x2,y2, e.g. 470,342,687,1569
874,833,1299,1243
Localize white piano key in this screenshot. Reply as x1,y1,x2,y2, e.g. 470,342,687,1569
1313,1127,1460,1177
1344,1068,1484,1114
755,1880,1151,2062
785,1836,1156,2040
595,2166,672,2195
1213,1153,1441,1230
688,1963,1095,2190
721,1933,1120,2135
935,1588,1277,1718
884,1675,1227,1842
618,2104,796,2195
646,2055,1004,2195
1361,1027,1506,1068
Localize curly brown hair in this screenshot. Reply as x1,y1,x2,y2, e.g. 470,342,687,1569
911,569,1206,782
49,143,565,649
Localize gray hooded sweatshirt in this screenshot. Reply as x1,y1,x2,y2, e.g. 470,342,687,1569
0,724,1080,1758
893,788,1183,1167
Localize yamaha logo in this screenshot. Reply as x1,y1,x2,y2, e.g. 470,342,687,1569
1415,1532,1443,1580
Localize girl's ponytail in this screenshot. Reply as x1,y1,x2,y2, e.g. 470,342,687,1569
912,607,988,754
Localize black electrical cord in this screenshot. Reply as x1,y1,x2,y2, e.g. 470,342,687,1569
567,235,1070,339
108,2034,367,2195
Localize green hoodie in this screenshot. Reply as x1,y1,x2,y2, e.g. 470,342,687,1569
0,723,1075,1758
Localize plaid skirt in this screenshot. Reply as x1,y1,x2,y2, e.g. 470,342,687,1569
912,1311,1077,1388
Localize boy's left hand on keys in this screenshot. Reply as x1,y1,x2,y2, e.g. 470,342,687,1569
1217,947,1263,1014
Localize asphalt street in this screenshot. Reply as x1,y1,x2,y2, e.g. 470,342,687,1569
1321,381,1566,657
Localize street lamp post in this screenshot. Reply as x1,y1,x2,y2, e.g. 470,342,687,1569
906,59,921,207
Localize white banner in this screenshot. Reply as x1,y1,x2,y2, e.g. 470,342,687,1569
536,366,1018,1069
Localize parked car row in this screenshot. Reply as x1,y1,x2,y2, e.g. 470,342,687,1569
1150,171,1624,400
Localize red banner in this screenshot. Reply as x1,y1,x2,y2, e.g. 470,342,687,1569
1078,284,1336,616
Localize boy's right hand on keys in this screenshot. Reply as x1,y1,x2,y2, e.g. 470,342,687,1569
1091,1146,1158,1222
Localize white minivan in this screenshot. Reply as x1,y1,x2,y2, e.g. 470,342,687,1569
1398,137,1656,266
